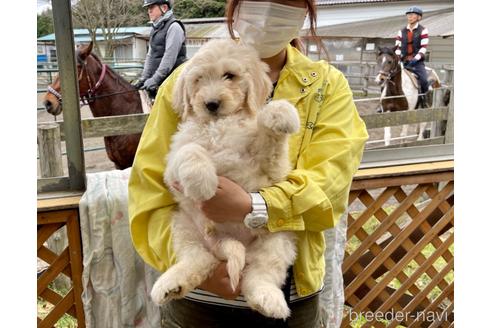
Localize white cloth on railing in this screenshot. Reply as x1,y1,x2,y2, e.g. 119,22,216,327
79,168,161,328
320,214,348,328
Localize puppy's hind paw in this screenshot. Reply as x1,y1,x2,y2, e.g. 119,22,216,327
245,285,291,319
150,266,196,305
259,100,300,135
150,284,181,305
150,278,184,305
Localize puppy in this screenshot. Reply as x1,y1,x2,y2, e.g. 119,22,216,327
150,39,300,319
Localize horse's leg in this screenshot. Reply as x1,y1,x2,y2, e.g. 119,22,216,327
384,126,391,146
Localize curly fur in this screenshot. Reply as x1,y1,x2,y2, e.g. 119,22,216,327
150,39,300,319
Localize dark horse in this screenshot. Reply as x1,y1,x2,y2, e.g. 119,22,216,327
43,42,143,169
374,46,441,145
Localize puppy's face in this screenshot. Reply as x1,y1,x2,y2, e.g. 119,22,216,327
187,58,248,119
173,40,272,122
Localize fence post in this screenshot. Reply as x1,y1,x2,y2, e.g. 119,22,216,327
362,63,369,97
37,123,71,290
444,89,454,144
38,123,63,177
444,67,454,85
431,88,445,139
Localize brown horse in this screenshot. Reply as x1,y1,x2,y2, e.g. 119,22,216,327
374,46,441,145
43,42,143,169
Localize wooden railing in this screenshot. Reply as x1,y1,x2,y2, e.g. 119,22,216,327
37,161,454,327
37,101,453,189
343,161,454,327
37,203,85,328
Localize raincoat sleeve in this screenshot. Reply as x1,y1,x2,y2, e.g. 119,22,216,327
261,69,368,233
128,67,183,272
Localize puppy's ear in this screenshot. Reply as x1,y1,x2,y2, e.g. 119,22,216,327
246,61,272,114
172,68,192,120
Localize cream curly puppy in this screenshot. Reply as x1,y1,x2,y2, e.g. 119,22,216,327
150,39,299,319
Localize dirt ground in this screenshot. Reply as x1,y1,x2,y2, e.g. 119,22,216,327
37,93,420,177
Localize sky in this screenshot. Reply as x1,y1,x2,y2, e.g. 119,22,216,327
37,0,79,14
37,0,51,14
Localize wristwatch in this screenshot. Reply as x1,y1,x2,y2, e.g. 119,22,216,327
243,192,268,229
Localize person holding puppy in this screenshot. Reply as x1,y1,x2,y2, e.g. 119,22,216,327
129,0,368,327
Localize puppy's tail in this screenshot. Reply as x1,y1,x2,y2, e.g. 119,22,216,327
215,238,246,291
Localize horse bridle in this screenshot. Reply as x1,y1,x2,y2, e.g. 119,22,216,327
79,60,107,104
46,57,136,105
378,55,400,85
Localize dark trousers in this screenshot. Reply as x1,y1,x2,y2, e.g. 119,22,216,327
160,295,321,328
406,60,429,94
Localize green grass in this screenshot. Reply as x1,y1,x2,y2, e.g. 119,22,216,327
37,283,78,328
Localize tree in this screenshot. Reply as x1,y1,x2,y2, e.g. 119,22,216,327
173,0,226,19
72,0,148,59
37,11,54,38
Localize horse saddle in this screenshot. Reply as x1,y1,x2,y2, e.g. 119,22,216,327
403,66,438,91
138,90,153,113
403,68,420,90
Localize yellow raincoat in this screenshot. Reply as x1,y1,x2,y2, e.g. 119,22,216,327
128,44,368,297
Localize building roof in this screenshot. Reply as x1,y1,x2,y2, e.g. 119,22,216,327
316,0,401,5
37,34,136,43
37,21,232,42
309,8,453,38
185,23,230,39
181,17,227,24
38,27,151,42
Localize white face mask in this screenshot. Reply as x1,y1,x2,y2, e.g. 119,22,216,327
233,1,306,58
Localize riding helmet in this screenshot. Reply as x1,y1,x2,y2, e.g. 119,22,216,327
143,0,171,8
406,6,423,17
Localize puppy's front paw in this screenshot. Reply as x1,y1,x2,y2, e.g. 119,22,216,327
245,284,291,319
166,143,218,201
181,171,218,201
259,100,300,135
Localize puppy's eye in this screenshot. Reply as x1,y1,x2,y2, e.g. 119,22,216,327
223,72,235,80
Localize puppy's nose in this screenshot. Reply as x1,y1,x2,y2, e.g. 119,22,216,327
205,100,220,113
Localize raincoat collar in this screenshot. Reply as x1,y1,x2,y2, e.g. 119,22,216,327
279,44,323,87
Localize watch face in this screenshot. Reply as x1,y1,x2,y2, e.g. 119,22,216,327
246,214,267,228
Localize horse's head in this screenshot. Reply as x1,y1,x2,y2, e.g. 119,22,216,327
374,46,400,86
43,42,104,116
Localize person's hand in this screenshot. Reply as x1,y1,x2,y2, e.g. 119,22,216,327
200,176,252,224
199,262,241,300
143,77,159,92
408,58,419,66
131,79,144,89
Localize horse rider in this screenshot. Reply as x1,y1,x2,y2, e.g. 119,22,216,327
132,0,187,99
395,6,430,105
